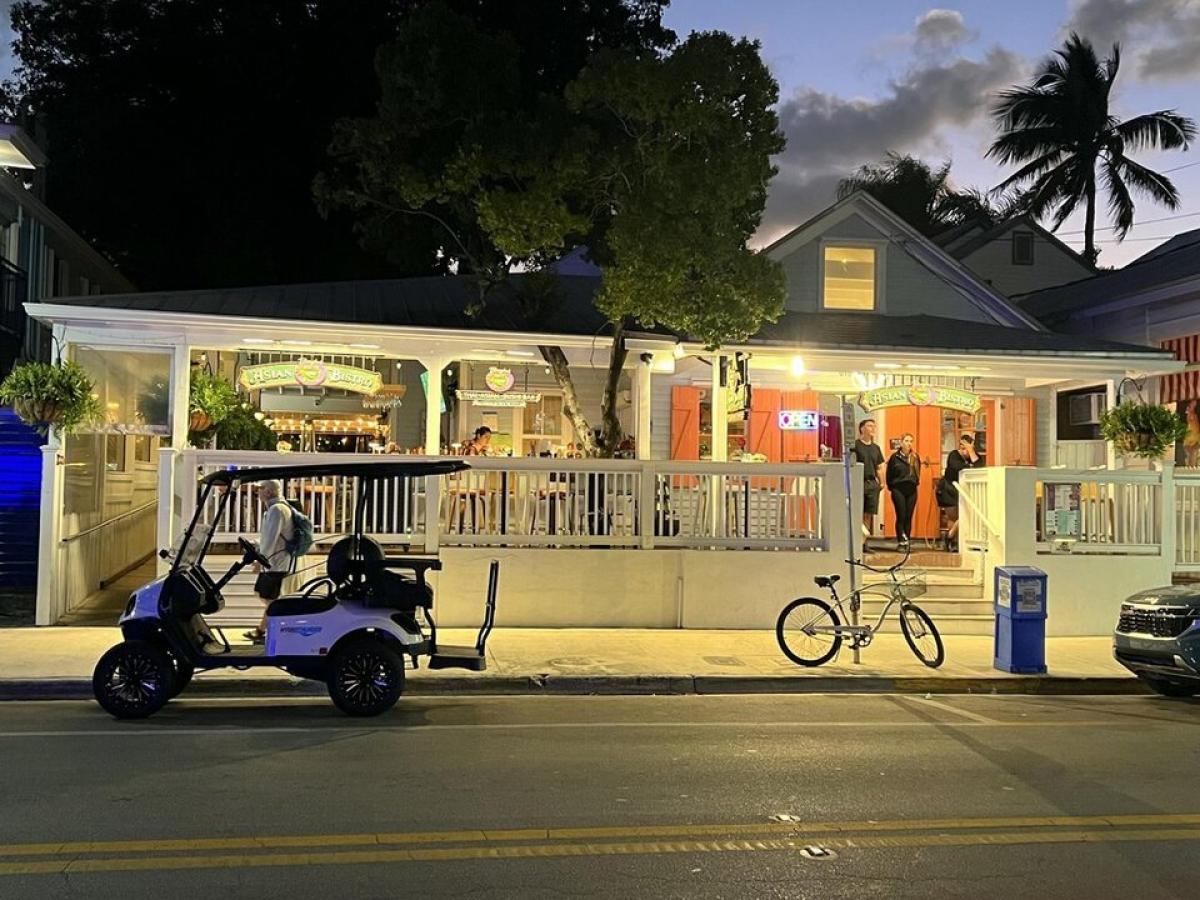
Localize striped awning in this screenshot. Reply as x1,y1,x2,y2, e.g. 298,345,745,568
1160,335,1200,403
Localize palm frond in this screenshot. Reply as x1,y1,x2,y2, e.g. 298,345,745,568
1114,111,1197,151
991,149,1064,191
1101,157,1135,238
1112,155,1181,208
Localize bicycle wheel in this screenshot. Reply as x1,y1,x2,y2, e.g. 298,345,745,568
776,597,842,667
899,603,944,668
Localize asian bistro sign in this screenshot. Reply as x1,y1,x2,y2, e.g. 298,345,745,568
239,360,383,396
858,384,982,415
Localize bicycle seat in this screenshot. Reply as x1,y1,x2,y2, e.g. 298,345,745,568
814,575,841,589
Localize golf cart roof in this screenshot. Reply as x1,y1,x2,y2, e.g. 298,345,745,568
200,459,470,486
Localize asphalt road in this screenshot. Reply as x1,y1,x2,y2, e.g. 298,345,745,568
1,693,1199,899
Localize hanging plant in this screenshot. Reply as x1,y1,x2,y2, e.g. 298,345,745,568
1099,401,1187,460
0,360,103,434
189,371,238,438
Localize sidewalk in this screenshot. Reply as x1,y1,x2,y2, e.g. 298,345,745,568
0,627,1139,698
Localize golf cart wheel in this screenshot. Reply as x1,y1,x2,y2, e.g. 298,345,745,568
327,637,405,717
92,640,174,719
170,657,195,698
1143,677,1198,698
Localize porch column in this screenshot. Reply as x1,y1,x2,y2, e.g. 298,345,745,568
34,324,67,625
710,352,727,462
635,355,652,460
169,343,191,448
418,356,451,455
1105,378,1119,469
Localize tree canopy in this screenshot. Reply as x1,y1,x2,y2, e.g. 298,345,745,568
321,10,785,454
988,33,1196,263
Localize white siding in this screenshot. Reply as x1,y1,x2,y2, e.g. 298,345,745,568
959,223,1093,298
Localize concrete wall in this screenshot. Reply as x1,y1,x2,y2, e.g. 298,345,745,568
959,224,1093,298
776,213,994,322
975,467,1172,636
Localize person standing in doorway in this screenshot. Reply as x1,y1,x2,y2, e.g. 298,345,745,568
851,419,886,551
887,433,921,550
939,433,984,551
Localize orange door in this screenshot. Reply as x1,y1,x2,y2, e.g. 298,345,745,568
670,386,701,461
747,388,782,462
882,406,942,540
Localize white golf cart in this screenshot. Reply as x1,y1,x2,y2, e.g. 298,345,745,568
92,460,498,718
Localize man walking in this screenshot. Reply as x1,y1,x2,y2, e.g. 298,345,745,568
851,418,885,553
243,479,294,644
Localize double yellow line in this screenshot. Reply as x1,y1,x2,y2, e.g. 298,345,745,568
4,813,1200,876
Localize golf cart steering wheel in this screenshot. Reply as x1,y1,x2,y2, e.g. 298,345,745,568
238,537,271,568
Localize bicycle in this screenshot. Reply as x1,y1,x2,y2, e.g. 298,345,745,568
775,551,945,668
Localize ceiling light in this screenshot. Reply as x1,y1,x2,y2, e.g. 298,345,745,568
282,340,312,347
242,338,272,345
348,343,380,350
506,350,536,358
790,355,806,377
673,343,686,359
873,362,901,369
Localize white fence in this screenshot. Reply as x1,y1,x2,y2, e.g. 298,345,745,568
1176,472,1200,572
167,451,839,554
1033,471,1162,552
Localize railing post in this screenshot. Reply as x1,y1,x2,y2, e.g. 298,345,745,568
1161,461,1177,571
156,447,178,577
423,473,441,555
639,462,656,549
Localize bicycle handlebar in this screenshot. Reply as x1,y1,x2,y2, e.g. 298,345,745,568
843,547,911,574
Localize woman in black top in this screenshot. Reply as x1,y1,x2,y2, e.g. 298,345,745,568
886,433,921,549
939,433,984,550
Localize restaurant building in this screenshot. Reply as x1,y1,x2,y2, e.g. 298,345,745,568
24,193,1187,636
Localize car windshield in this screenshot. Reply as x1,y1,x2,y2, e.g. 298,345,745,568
174,523,212,567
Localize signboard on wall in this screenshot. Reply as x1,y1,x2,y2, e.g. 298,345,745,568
239,360,382,396
1043,482,1082,540
484,367,516,394
457,389,542,408
778,410,819,431
858,384,981,414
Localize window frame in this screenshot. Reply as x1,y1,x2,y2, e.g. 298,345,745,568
818,239,887,312
1012,230,1035,266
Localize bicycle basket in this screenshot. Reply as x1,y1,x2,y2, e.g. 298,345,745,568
897,570,927,599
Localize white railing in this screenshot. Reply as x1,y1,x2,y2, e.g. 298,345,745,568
1176,472,1200,571
1034,470,1162,552
956,469,994,551
170,451,837,552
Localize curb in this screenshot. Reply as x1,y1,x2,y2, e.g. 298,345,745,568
0,674,1147,701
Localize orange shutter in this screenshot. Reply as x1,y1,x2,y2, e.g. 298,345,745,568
671,386,701,461
748,388,781,462
1002,397,1037,465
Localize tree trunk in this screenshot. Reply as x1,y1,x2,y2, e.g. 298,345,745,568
597,320,629,457
1084,171,1098,264
539,344,597,457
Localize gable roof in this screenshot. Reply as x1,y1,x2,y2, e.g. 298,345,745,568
940,214,1095,270
1017,236,1200,321
762,191,1044,331
1133,227,1200,264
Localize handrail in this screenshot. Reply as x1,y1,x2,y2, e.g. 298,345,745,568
953,478,1004,550
61,500,157,544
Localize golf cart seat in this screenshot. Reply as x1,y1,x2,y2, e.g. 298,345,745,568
325,534,436,612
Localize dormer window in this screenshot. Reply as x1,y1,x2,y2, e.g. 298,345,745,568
1012,231,1035,265
822,245,877,310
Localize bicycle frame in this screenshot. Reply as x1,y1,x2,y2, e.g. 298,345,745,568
812,569,912,638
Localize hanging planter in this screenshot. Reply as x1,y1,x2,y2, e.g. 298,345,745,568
188,371,238,442
0,360,102,434
1100,401,1187,460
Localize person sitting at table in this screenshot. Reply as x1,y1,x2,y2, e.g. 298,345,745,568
462,426,492,456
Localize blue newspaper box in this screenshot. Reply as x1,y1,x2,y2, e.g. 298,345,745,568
994,566,1047,674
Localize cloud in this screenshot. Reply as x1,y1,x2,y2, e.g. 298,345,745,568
760,44,1023,243
1065,0,1200,80
914,9,975,54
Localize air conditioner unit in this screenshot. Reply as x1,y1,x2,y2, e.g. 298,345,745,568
1067,392,1106,426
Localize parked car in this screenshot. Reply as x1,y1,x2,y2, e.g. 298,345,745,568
1113,586,1200,697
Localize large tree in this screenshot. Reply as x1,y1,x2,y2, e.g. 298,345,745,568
321,8,785,456
837,154,1012,237
988,33,1196,264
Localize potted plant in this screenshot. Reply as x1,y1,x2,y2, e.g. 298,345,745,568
1099,401,1187,460
0,360,102,434
189,371,238,438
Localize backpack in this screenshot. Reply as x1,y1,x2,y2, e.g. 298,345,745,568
280,501,315,557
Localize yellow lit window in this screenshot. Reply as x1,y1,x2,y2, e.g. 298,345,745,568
823,246,876,310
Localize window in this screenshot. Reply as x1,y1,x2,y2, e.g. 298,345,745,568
1012,231,1035,265
822,246,877,310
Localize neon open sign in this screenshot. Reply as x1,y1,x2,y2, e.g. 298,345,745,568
778,410,819,431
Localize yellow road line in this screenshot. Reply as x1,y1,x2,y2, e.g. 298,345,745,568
4,813,1200,859
3,828,1200,877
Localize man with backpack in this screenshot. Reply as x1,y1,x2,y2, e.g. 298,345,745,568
243,479,314,644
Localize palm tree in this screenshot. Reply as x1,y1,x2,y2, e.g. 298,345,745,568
988,33,1196,264
837,154,1011,237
